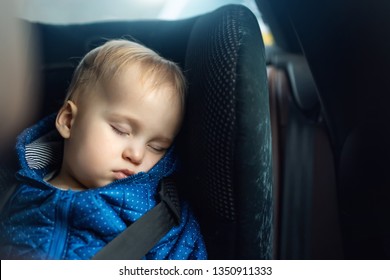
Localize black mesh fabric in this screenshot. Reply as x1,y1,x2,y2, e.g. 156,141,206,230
185,11,239,223
182,5,273,259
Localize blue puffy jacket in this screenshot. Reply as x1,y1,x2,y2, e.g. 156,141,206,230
0,115,207,260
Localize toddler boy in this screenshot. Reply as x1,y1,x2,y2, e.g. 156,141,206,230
0,40,207,260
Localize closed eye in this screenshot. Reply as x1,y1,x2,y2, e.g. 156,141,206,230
148,145,168,153
111,125,129,136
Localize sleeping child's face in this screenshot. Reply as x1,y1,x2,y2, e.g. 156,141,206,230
50,64,183,191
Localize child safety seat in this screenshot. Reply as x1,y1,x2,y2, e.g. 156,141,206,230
0,4,273,259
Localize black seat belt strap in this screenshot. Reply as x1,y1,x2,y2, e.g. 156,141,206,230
92,176,181,260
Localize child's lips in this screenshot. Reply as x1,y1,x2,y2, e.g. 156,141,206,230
113,169,135,180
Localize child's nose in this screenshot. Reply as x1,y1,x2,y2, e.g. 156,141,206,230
123,144,144,165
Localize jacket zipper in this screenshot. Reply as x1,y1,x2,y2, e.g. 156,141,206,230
47,191,73,259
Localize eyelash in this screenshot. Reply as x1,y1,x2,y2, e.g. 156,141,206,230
149,145,167,153
111,125,129,136
111,125,168,153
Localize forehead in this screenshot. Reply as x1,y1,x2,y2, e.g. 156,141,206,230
101,65,181,123
104,64,182,107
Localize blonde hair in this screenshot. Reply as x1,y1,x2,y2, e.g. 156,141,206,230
65,39,186,109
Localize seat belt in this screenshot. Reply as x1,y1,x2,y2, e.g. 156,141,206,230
92,176,181,260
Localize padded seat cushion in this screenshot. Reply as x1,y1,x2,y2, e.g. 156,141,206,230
182,5,272,259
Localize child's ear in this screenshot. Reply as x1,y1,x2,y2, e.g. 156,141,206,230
55,100,78,139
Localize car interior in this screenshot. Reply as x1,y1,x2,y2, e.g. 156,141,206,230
1,0,389,260
261,0,390,259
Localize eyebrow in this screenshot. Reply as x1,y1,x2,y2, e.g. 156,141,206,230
153,137,173,144
110,113,140,129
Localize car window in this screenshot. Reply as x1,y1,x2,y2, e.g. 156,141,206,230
18,0,274,46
